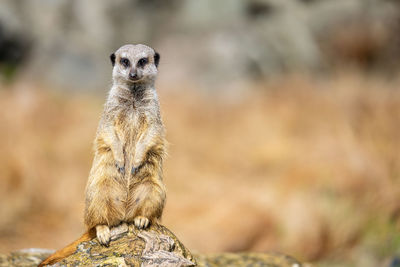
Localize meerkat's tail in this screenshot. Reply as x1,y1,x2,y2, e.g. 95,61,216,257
39,228,96,266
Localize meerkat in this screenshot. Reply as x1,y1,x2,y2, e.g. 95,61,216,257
40,44,167,266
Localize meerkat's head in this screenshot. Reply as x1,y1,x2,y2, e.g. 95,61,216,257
110,44,160,87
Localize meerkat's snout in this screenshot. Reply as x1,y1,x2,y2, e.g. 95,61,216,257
129,69,139,81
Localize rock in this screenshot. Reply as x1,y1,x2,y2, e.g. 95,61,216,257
0,248,53,267
195,252,302,267
53,223,195,267
0,224,302,266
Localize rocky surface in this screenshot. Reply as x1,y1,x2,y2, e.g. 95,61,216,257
0,223,302,267
195,252,302,267
0,248,52,267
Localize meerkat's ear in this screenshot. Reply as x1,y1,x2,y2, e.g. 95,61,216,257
110,53,116,66
154,52,160,68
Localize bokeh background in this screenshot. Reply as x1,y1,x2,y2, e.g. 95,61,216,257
0,0,400,266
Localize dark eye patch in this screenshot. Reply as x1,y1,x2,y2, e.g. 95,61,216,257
154,52,160,68
137,57,148,67
120,58,130,68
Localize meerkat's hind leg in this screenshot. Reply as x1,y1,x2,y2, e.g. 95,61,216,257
96,224,111,246
134,216,150,229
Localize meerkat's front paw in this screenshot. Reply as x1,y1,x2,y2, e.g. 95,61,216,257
134,216,150,229
131,162,143,176
96,224,111,246
132,154,144,172
115,160,125,174
131,166,138,175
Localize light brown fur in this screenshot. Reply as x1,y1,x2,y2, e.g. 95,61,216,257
40,44,166,266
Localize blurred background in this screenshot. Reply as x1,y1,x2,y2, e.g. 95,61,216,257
0,0,400,266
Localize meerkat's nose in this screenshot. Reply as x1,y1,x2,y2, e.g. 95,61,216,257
129,71,138,80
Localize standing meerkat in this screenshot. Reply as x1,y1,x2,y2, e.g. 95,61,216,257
40,44,166,266
85,43,166,245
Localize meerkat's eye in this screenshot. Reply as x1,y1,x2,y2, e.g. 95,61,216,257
137,58,148,67
120,58,130,68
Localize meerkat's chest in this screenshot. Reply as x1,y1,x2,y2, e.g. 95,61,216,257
115,108,147,142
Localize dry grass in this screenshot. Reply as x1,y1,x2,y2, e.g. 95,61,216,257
0,73,399,266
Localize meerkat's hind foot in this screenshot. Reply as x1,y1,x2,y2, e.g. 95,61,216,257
134,216,150,229
96,224,111,246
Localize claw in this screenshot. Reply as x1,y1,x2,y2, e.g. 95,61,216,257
131,164,143,175
96,225,111,246
115,163,125,174
134,216,150,229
